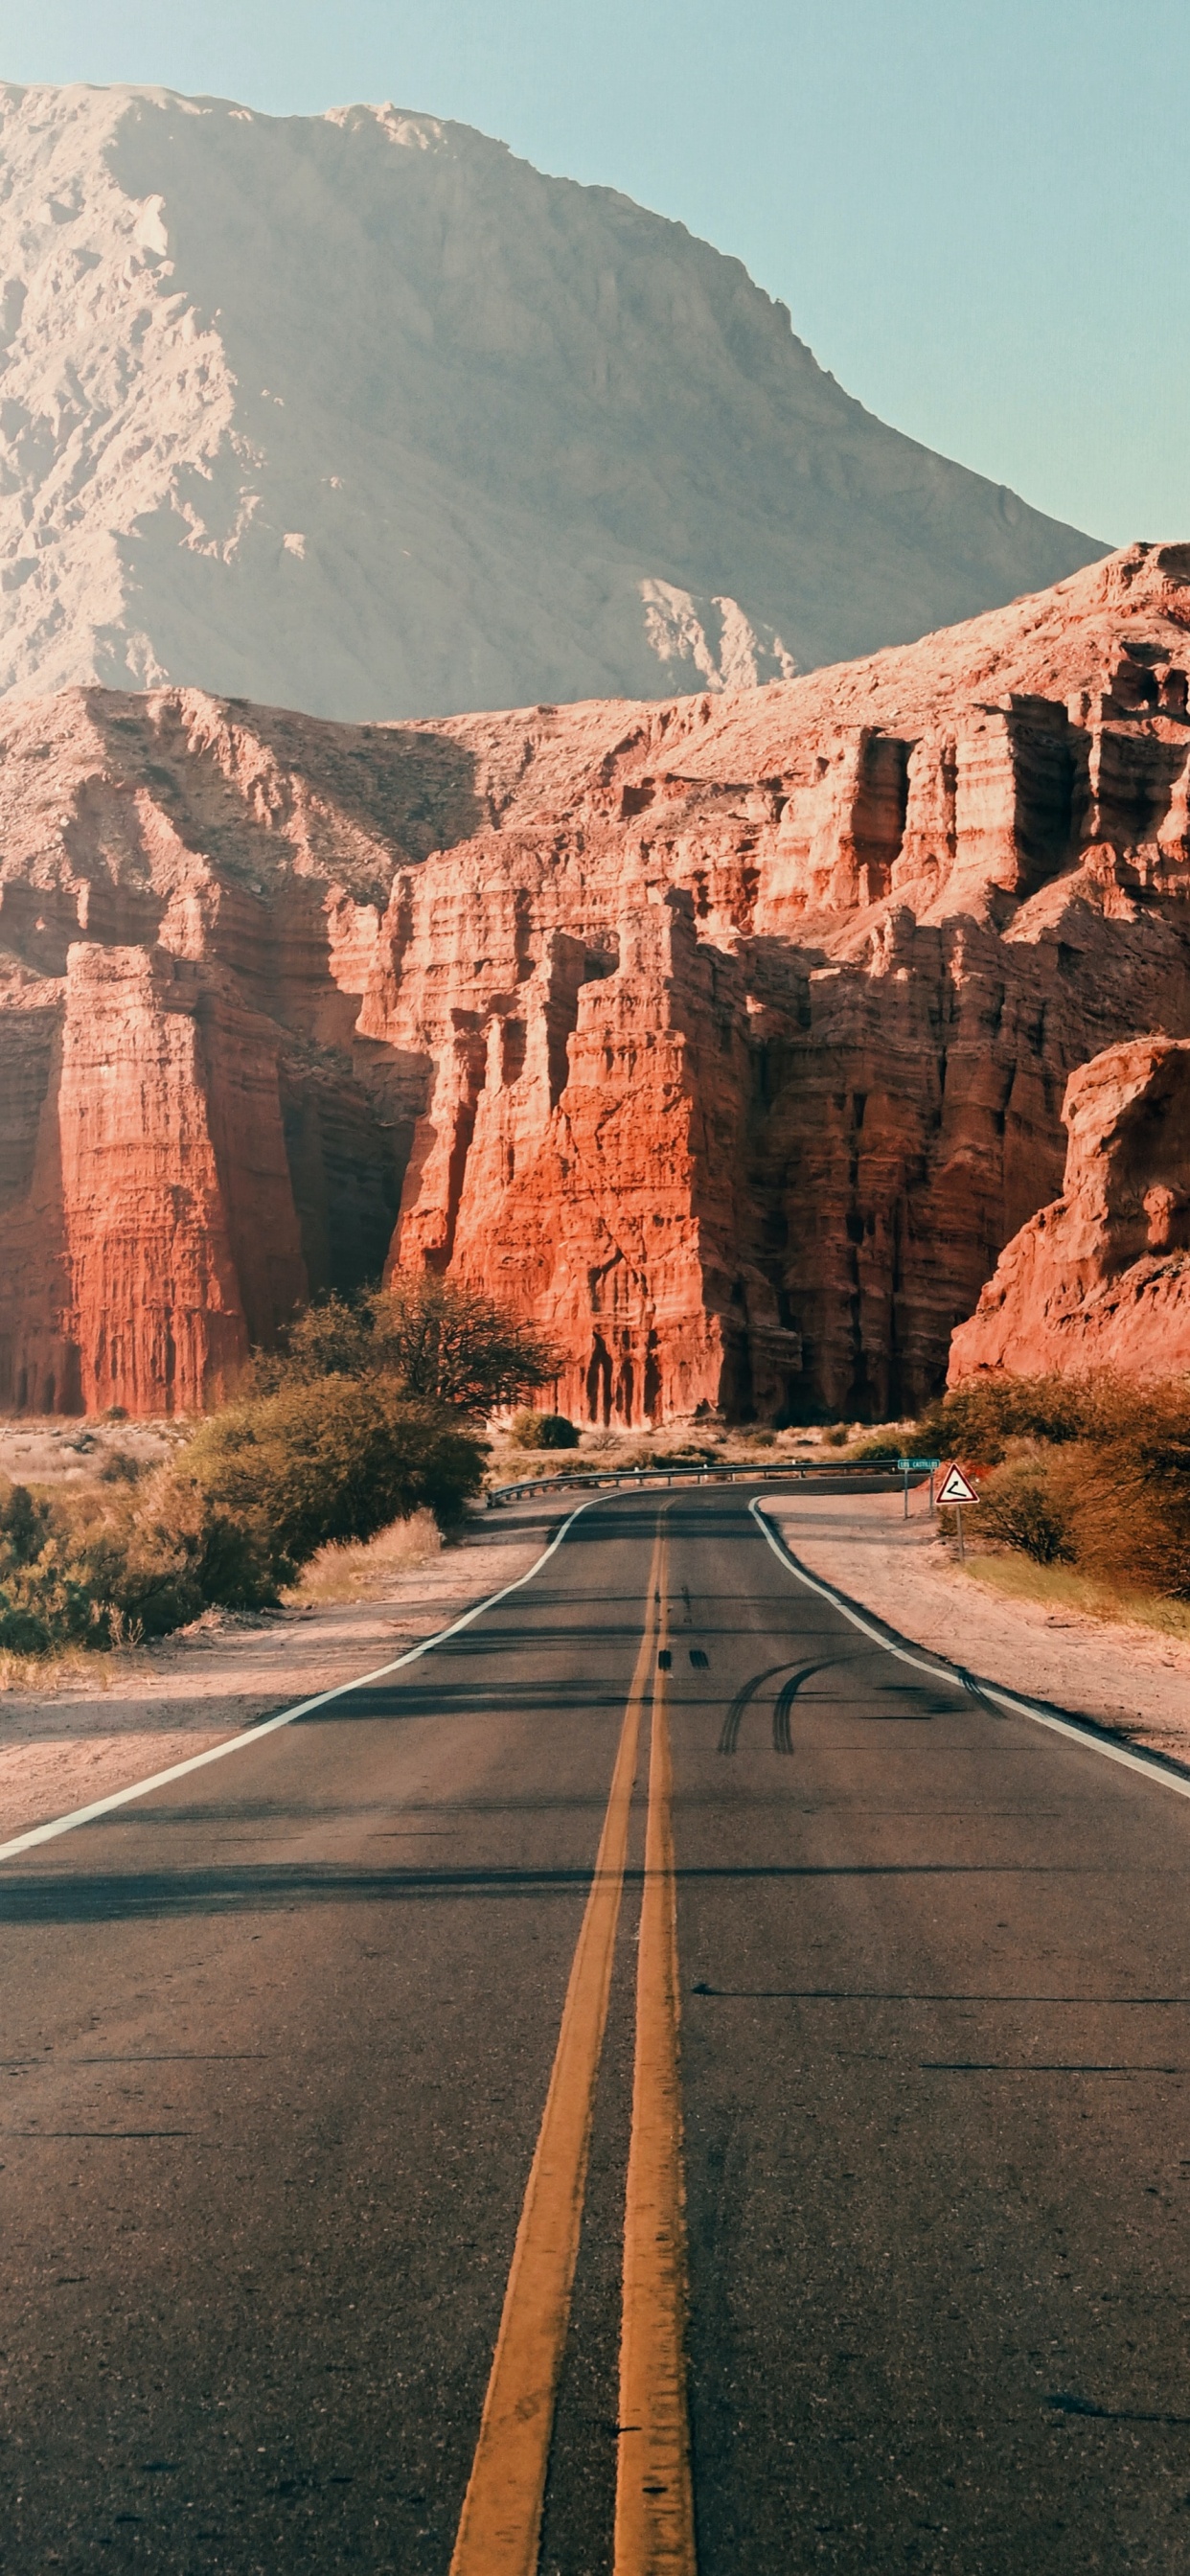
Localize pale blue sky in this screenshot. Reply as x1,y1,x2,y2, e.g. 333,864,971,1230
2,0,1186,544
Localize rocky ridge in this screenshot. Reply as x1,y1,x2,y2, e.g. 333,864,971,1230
950,1035,1190,1380
0,80,1101,718
2,540,1189,1422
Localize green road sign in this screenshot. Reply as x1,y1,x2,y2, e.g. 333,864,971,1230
897,1456,941,1470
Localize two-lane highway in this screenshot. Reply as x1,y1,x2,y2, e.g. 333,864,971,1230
3,1487,1189,2572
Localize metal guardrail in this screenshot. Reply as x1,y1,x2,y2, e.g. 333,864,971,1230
485,1459,904,1506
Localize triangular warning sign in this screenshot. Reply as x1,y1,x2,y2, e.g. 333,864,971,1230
937,1461,979,1506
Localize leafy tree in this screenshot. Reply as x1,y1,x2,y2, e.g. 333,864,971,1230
263,1276,557,1416
260,1294,374,1389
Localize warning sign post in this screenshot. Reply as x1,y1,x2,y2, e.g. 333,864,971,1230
937,1460,979,1558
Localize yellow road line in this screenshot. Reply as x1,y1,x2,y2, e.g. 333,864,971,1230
449,1524,666,2576
615,1530,698,2574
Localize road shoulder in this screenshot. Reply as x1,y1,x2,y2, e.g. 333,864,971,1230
0,1503,570,1841
764,1485,1190,1770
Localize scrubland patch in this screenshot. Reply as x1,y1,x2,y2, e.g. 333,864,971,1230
923,1371,1190,1607
961,1550,1190,1644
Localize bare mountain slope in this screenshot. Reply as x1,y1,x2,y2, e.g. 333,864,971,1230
0,81,1104,721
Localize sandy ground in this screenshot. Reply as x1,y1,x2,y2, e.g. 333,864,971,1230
767,1485,1190,1771
0,1415,182,1485
0,1503,566,1843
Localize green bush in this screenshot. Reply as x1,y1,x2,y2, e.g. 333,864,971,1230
2,1270,537,1662
507,1410,579,1452
185,1373,486,1587
0,1468,276,1648
73,1471,279,1634
0,1481,52,1566
0,1481,84,1651
976,1453,1077,1564
0,1373,487,1655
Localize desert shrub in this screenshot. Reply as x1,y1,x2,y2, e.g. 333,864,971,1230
259,1294,375,1388
0,1470,276,1649
260,1278,557,1416
507,1410,579,1451
1063,1392,1190,1598
185,1372,486,1586
0,1372,486,1659
916,1373,1112,1466
74,1470,279,1634
0,1481,77,1651
99,1447,145,1485
924,1374,1190,1602
0,1554,94,1654
976,1452,1077,1564
0,1481,52,1566
534,1413,578,1450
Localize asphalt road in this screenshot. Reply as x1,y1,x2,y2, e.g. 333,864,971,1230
3,1486,1189,2574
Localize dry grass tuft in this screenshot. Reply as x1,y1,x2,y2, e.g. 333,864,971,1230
962,1551,1190,1645
287,1509,443,1606
0,1644,119,1697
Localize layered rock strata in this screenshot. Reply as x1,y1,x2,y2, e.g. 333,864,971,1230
949,1037,1190,1381
2,540,1190,1420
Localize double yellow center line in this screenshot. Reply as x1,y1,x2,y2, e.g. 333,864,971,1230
449,1518,697,2576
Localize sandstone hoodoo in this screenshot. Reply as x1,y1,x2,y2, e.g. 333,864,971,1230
0,80,1102,720
949,1035,1190,1383
2,540,1190,1423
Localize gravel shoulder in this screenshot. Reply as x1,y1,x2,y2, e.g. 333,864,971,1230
0,1503,566,1843
765,1485,1190,1770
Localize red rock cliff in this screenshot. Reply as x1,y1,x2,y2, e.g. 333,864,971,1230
3,540,1190,1419
949,1036,1190,1382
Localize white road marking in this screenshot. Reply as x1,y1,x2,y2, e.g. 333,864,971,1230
0,1496,605,1864
750,1497,1190,1806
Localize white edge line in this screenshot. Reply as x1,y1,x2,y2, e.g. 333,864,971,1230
749,1497,1190,1806
0,1494,605,1865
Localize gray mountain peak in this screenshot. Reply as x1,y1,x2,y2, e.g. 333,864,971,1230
0,82,1105,718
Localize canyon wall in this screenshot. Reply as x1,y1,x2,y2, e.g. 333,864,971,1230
2,540,1189,1420
949,1036,1190,1382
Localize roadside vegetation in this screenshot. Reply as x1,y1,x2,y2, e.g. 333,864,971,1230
11,1303,1184,1666
913,1371,1190,1615
0,1277,555,1659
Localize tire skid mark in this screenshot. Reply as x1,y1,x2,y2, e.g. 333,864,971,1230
718,1664,790,1756
771,1663,835,1756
